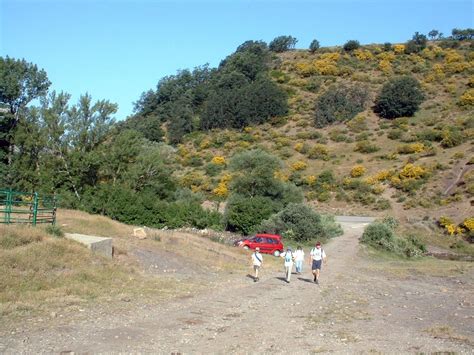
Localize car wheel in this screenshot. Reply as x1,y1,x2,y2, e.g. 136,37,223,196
243,245,250,250
273,250,281,257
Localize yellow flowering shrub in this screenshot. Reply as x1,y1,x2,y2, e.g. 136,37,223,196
377,52,395,62
244,126,253,133
212,182,228,198
305,175,317,186
307,144,329,160
291,160,308,171
294,142,304,152
459,88,474,106
200,139,211,150
320,52,340,61
212,173,232,199
354,49,374,61
445,224,464,236
295,61,316,76
177,144,189,158
211,156,226,165
445,49,463,63
379,60,392,75
350,165,366,177
445,61,470,74
313,59,338,75
438,216,454,227
364,170,391,185
463,217,474,231
393,44,405,54
397,142,426,154
399,164,428,179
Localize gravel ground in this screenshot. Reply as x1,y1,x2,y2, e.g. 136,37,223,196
1,222,473,354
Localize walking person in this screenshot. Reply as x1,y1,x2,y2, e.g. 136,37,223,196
280,247,294,283
293,246,305,274
251,247,263,282
310,241,327,285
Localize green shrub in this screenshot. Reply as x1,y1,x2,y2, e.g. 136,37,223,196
343,40,360,52
225,195,278,235
354,140,379,153
314,84,369,127
440,128,465,148
259,203,341,242
361,220,426,257
416,129,443,142
388,129,403,140
374,76,424,119
46,225,64,238
361,222,397,250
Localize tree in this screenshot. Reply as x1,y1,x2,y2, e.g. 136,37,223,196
224,149,303,234
269,35,298,52
314,84,369,127
428,29,439,40
343,40,360,52
309,39,320,53
0,57,50,120
451,28,474,40
405,32,427,54
374,76,424,119
0,57,51,180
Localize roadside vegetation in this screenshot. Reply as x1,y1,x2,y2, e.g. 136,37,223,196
1,28,473,251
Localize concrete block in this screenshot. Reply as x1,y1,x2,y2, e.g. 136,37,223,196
65,233,113,258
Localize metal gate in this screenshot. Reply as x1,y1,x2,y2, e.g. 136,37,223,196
0,189,57,225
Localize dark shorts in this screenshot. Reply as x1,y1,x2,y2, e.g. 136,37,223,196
312,260,322,270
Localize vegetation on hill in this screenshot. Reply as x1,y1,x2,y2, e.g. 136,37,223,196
1,28,473,247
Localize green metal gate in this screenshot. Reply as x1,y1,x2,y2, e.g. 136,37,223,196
0,189,57,225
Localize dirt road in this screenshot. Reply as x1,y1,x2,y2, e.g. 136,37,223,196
2,222,473,353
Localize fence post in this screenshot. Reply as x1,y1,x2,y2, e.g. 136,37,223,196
32,192,39,226
5,188,12,224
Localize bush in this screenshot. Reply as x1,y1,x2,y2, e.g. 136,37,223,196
361,222,397,250
374,76,424,119
225,195,278,235
343,40,360,52
361,220,426,257
259,203,341,242
269,35,298,52
440,128,465,148
46,225,64,238
354,140,379,153
314,84,369,127
309,39,320,53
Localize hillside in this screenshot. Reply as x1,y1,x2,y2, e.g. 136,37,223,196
164,40,473,250
2,36,473,253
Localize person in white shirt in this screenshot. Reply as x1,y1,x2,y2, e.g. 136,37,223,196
280,247,294,283
293,246,305,274
309,241,327,284
251,247,263,282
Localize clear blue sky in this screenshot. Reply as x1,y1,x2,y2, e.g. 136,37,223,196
1,0,472,120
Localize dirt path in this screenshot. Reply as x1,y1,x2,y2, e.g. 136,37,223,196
2,222,473,353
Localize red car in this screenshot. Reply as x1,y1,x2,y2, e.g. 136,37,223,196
234,233,284,256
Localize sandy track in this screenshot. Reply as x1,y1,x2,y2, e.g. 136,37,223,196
2,222,473,353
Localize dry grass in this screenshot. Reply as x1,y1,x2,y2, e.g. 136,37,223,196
425,325,473,346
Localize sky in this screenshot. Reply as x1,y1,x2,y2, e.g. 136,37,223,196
1,0,473,120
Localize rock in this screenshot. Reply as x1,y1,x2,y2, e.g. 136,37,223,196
133,227,147,240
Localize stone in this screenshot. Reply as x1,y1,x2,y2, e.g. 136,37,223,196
65,233,113,258
133,227,147,240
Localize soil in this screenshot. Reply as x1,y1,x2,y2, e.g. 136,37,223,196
1,222,473,353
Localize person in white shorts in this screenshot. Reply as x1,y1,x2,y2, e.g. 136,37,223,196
251,247,263,282
280,247,294,283
309,241,327,285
